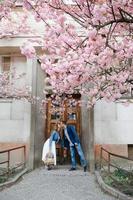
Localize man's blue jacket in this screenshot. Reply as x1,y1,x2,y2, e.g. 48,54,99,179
64,125,80,148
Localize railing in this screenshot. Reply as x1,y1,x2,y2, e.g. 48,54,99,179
100,147,133,173
100,147,133,196
0,145,26,176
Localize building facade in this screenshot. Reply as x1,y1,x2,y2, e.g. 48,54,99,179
0,7,133,172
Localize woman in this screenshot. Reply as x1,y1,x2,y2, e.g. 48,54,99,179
42,123,61,170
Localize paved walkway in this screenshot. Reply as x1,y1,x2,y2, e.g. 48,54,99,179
0,166,116,200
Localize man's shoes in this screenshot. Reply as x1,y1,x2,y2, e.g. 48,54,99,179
84,165,87,172
69,167,76,171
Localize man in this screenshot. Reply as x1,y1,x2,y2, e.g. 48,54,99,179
61,120,87,172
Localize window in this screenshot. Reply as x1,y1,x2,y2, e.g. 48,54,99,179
51,111,60,120
68,112,76,120
0,56,11,98
1,56,11,72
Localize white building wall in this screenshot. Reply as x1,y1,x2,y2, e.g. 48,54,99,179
0,56,32,143
94,101,133,144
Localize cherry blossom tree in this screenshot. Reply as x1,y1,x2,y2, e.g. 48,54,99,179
0,1,33,99
1,0,133,107
0,68,32,100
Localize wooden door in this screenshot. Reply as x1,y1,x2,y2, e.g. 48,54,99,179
46,94,81,139
45,94,81,163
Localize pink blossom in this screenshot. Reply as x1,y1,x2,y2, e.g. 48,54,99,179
0,0,133,106
21,43,36,59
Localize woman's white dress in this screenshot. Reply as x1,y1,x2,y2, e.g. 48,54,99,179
42,138,56,165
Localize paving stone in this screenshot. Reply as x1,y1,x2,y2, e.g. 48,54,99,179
0,166,116,200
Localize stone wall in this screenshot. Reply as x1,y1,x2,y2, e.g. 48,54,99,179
94,101,133,144
0,55,32,168
94,100,133,161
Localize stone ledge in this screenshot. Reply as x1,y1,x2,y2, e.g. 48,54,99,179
95,171,133,200
0,168,28,189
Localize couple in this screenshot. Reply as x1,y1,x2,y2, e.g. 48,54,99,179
42,120,87,172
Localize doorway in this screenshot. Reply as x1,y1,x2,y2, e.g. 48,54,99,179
45,94,81,163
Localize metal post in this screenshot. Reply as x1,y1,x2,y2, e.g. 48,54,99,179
7,150,10,176
24,146,26,167
100,147,102,170
108,153,111,173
